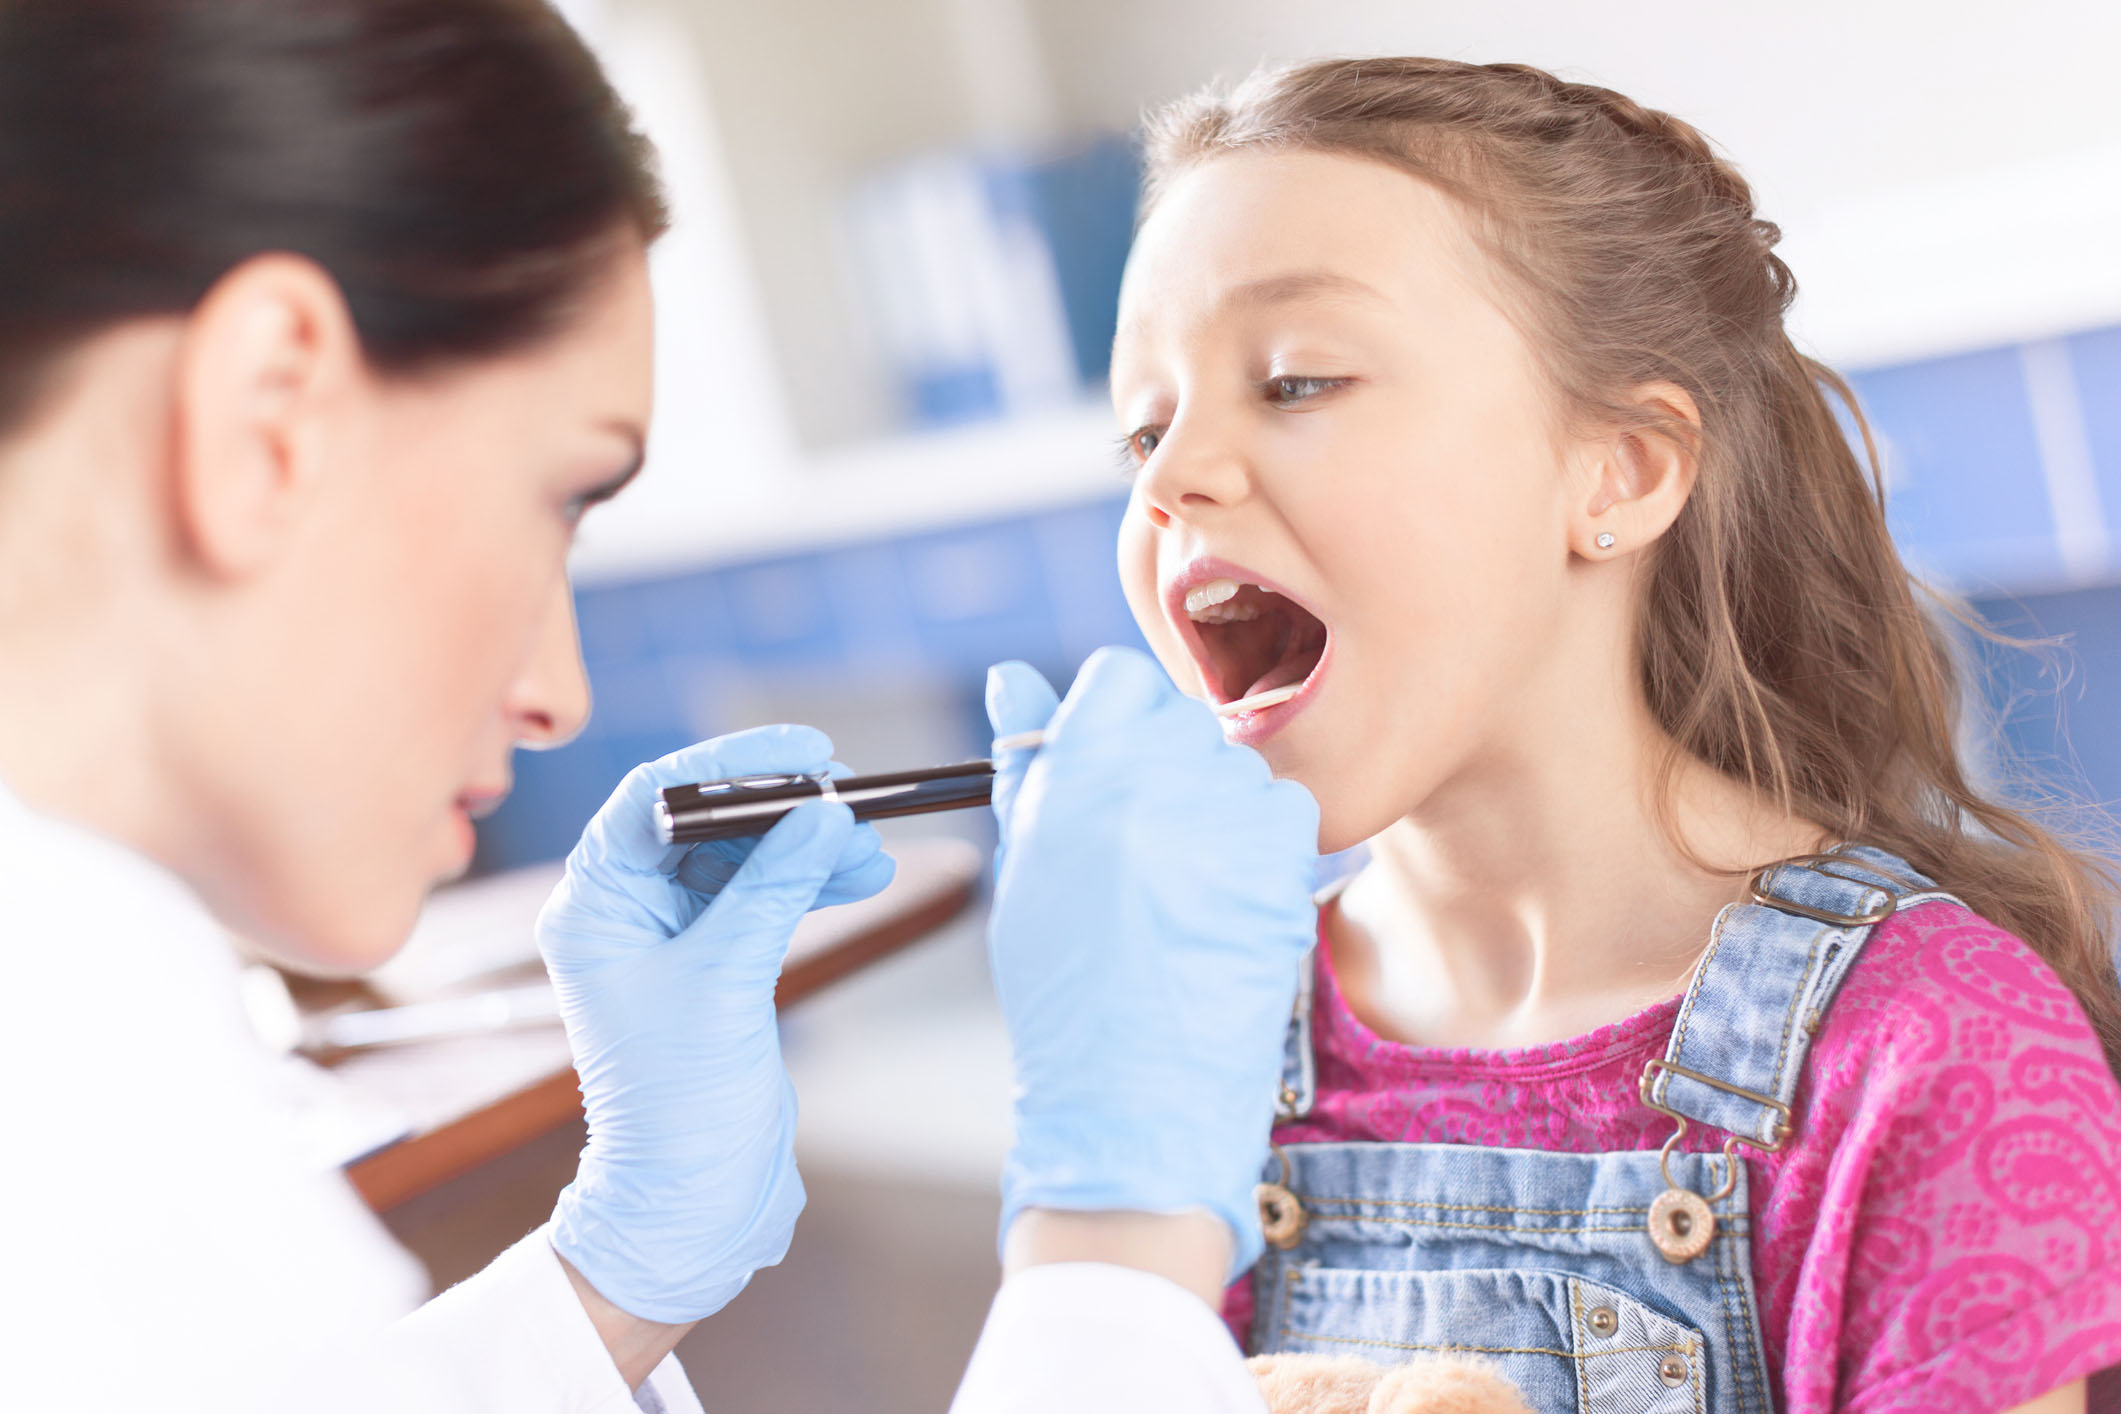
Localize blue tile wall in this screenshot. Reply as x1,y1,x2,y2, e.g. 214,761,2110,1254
898,522,1070,672
474,323,2121,872
2070,325,2121,535
1850,346,2061,589
1970,585,2121,814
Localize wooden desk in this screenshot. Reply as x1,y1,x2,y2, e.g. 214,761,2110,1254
306,836,984,1211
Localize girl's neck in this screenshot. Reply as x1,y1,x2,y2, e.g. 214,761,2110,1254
1329,711,1826,1052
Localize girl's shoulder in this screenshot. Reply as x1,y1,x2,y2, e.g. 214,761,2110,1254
1805,895,2121,1130
1831,896,2107,1054
1762,903,2121,1406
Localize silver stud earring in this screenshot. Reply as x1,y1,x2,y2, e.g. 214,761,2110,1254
1596,532,1617,550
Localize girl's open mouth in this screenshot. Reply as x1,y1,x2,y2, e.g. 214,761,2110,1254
1186,579,1328,702
1175,574,1332,742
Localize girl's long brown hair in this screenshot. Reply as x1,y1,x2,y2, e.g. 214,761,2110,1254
1142,57,2121,1077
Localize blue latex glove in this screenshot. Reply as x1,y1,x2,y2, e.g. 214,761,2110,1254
984,647,1321,1279
672,763,881,906
540,725,895,1323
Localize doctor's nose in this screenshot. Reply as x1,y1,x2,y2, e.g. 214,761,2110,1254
508,577,593,750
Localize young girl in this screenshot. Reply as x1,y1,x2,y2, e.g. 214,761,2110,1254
1104,58,2121,1414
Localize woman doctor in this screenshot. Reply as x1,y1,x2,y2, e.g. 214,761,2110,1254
0,1,1320,1410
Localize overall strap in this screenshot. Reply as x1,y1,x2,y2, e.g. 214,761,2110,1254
1276,873,1354,1122
1642,845,1957,1151
1276,949,1317,1121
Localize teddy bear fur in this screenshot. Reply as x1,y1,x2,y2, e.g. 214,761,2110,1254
1248,1353,1535,1414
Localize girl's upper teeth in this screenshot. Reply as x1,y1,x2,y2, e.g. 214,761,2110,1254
1185,578,1241,614
1185,577,1264,624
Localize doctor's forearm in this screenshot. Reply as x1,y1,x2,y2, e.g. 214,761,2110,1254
557,1251,697,1389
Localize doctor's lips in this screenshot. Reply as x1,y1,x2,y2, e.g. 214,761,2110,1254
455,787,509,823
1167,561,1331,731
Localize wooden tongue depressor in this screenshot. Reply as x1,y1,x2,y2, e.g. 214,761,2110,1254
1212,683,1302,716
991,683,1302,754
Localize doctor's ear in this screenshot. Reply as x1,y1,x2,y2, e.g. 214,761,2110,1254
173,254,362,579
1569,381,1702,561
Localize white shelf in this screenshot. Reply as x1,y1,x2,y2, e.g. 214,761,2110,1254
569,398,1125,584
1785,141,2121,372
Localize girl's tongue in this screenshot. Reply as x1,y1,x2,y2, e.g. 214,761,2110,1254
1186,581,1330,704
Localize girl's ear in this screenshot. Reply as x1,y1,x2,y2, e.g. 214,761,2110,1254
170,253,362,580
1571,381,1702,561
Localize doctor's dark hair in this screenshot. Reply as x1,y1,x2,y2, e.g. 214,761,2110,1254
0,0,667,435
1143,57,2121,1078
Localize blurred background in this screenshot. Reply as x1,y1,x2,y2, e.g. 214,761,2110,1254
376,1,2121,1408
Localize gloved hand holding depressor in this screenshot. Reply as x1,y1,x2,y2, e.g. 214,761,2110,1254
985,647,1322,1281
540,725,895,1324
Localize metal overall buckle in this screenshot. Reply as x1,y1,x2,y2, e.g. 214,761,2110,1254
1747,852,1901,927
1638,1060,1792,1264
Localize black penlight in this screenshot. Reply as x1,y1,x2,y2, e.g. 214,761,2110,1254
654,761,1001,846
650,688,1301,847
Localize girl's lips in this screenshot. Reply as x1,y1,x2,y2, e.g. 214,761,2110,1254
1160,555,1334,745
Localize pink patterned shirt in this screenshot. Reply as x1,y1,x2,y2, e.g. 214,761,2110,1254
1225,899,2121,1411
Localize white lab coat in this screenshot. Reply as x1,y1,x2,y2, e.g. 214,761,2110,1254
0,779,1264,1413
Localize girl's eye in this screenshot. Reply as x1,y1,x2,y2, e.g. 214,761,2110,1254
1115,426,1164,472
1268,375,1347,405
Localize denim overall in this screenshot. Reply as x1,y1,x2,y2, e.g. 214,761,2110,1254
1249,846,1957,1413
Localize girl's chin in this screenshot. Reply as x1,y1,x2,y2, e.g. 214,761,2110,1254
1317,816,1383,858
1292,757,1426,856
1254,756,1374,856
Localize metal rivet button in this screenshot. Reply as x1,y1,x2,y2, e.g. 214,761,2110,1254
1586,1305,1619,1338
1659,1353,1689,1387
1648,1187,1716,1263
1255,1182,1307,1250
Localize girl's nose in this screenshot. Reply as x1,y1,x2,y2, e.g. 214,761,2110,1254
1134,417,1254,529
508,577,593,750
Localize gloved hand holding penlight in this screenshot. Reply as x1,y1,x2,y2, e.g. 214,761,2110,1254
653,682,1301,847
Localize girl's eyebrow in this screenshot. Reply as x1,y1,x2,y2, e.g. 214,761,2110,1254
1221,271,1388,314
1117,271,1388,346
